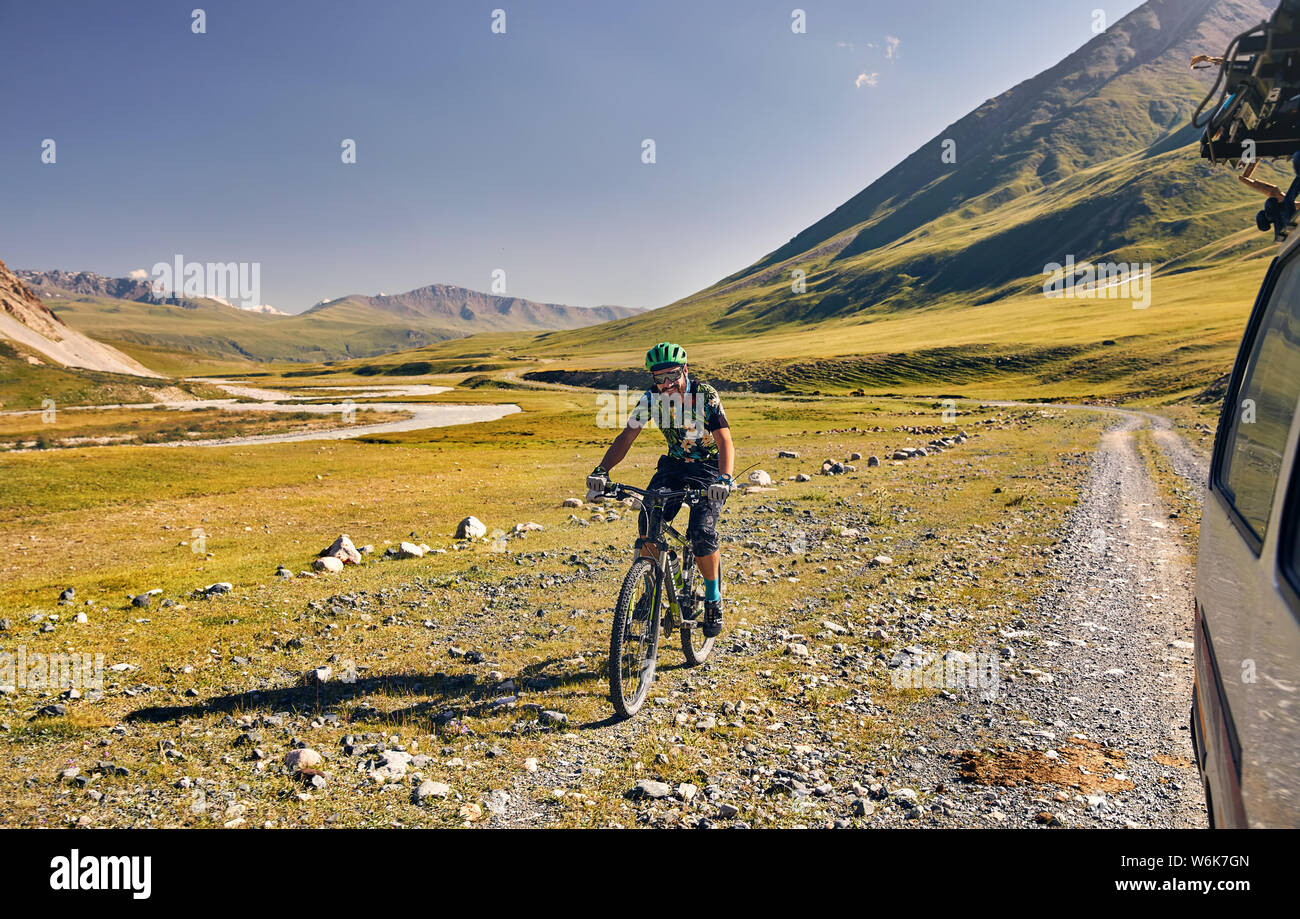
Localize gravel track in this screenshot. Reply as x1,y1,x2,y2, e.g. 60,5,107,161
884,410,1208,828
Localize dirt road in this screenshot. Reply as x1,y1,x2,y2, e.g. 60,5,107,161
882,409,1209,827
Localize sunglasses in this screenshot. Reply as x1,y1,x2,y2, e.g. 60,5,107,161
651,368,684,384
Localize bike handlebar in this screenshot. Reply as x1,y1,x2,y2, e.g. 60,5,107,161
605,482,708,502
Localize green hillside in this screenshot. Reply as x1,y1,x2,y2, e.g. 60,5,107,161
300,0,1276,405
0,339,224,411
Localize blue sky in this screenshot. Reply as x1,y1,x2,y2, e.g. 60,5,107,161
0,0,1146,313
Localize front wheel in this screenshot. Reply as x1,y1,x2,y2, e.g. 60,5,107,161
609,557,663,718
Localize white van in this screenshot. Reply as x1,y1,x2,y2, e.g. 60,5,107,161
1192,230,1300,828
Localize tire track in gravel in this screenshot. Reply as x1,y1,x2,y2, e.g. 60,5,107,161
893,406,1209,828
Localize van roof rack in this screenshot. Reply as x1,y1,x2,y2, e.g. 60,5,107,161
1193,0,1300,241
1194,0,1300,164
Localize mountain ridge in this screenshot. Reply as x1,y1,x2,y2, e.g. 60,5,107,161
15,269,645,367
309,283,641,328
523,0,1278,349
0,258,162,377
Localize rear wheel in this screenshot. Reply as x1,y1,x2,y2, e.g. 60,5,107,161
609,557,662,718
681,565,718,666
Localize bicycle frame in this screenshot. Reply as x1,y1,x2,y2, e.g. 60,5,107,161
608,482,704,631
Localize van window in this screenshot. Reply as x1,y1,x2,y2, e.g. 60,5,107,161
1219,258,1300,543
1284,456,1300,603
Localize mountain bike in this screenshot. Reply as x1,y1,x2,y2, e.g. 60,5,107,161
601,481,722,718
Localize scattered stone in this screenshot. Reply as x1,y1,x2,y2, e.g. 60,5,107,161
718,803,740,819
867,456,880,467
747,470,773,487
871,555,894,567
848,452,862,461
393,542,424,559
794,473,812,482
484,790,510,816
777,450,800,459
629,780,672,800
370,750,412,784
456,516,487,539
562,498,583,508
539,710,568,727
197,582,232,598
414,780,450,803
321,534,362,565
59,587,75,602
304,666,332,685
312,557,344,574
276,566,294,579
284,748,322,770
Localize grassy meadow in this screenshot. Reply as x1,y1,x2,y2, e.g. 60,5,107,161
285,258,1266,408
0,381,1117,827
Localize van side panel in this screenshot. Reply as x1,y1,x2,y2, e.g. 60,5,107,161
1197,248,1300,828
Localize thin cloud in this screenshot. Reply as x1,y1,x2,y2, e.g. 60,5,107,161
128,268,147,280
885,36,900,60
855,72,879,88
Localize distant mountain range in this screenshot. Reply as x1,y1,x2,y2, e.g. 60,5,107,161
307,284,639,330
16,269,162,304
13,269,645,365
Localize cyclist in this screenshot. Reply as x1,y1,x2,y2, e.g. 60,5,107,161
585,342,734,637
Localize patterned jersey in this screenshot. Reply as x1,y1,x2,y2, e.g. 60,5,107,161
629,379,729,462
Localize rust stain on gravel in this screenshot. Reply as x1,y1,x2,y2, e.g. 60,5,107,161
952,738,1135,794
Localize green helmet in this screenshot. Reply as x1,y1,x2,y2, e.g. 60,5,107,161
645,341,688,371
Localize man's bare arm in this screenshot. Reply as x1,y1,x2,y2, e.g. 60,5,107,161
597,422,642,472
1240,162,1285,200
715,426,734,479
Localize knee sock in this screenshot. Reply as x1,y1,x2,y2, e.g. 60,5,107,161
704,578,721,602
